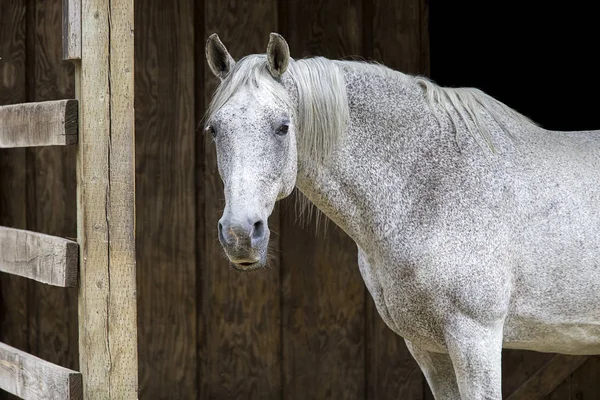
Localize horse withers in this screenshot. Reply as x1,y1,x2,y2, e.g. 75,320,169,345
204,32,600,399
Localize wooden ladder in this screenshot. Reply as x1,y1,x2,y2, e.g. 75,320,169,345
0,0,138,399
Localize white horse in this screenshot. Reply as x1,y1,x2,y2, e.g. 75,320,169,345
204,33,600,399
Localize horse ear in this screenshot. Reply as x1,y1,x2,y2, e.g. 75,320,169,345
266,33,290,78
206,33,235,80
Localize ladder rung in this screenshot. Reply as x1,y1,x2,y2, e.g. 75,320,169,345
0,341,82,399
0,100,78,148
0,226,78,287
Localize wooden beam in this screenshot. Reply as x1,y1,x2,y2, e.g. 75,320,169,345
0,226,78,287
62,0,82,60
0,341,82,399
0,100,78,148
507,354,589,400
75,0,137,398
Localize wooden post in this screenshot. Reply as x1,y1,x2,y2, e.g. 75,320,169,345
62,0,82,60
74,0,138,398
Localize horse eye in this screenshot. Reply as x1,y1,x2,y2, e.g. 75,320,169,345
276,124,289,136
206,125,216,138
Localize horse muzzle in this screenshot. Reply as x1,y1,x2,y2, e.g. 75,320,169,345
217,216,270,271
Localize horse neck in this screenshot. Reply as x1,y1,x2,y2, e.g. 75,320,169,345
293,66,440,247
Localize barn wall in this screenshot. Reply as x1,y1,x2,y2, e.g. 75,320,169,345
0,1,598,399
0,4,79,400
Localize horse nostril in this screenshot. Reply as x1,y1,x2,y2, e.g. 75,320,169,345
218,221,226,244
252,220,265,241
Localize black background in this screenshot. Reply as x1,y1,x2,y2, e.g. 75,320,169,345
429,1,599,131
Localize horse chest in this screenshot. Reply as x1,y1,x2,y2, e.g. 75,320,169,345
357,248,447,351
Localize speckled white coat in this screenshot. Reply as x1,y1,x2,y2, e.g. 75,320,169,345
205,33,600,399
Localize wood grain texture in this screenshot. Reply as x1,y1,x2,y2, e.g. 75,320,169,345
0,341,82,400
507,354,589,400
0,2,29,400
194,0,206,399
372,0,424,74
279,1,366,398
280,217,365,399
135,0,197,398
62,0,81,60
419,0,430,76
0,227,78,287
77,0,137,398
568,355,600,399
25,0,79,380
544,372,572,400
106,0,138,395
0,100,78,148
501,350,554,396
543,355,600,398
201,1,281,398
365,0,429,398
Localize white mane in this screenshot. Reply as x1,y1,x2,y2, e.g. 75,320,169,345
415,76,537,150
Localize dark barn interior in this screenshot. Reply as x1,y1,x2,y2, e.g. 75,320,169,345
0,0,599,398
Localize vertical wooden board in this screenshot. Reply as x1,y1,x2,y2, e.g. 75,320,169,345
201,1,281,398
278,1,366,398
77,0,111,396
0,2,29,399
194,0,207,398
419,0,430,76
77,0,138,397
107,0,138,395
501,350,554,396
364,0,429,399
0,0,27,105
135,0,197,398
365,311,424,400
62,0,82,60
25,0,78,373
372,0,425,74
279,0,363,60
280,212,365,399
569,356,600,399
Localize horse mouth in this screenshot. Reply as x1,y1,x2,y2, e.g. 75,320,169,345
231,261,262,271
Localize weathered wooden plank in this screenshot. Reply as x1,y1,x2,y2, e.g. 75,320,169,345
201,1,281,398
25,0,79,375
569,356,600,399
419,0,430,76
0,227,78,287
135,0,197,398
507,354,589,400
279,1,366,398
76,0,137,398
0,2,30,399
0,341,82,400
365,1,429,398
194,0,207,399
0,100,78,148
501,350,554,397
544,371,572,400
105,0,137,396
62,0,81,60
